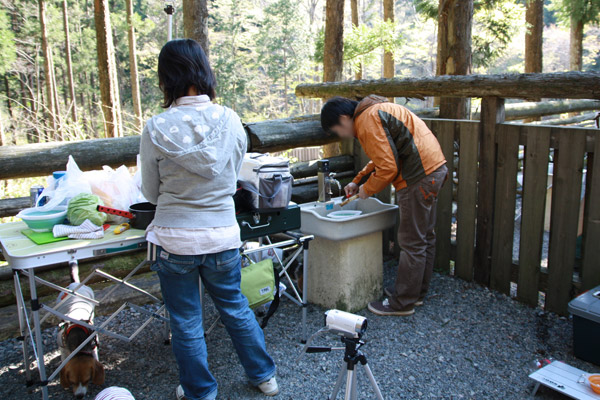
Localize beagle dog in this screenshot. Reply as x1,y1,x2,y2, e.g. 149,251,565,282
56,282,105,398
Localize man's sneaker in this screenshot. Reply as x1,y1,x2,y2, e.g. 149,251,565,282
384,287,424,306
176,385,186,400
258,377,279,396
368,298,415,316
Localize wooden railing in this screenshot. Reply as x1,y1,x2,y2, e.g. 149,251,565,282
425,118,600,315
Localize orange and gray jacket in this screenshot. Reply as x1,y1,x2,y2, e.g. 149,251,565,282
352,95,446,195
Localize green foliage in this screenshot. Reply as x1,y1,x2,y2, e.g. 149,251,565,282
257,0,310,84
549,0,600,25
314,19,402,73
412,0,525,69
472,0,525,68
413,0,438,20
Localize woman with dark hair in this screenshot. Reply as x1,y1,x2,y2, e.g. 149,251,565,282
140,39,278,400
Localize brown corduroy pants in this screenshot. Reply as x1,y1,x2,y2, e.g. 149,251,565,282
389,164,448,310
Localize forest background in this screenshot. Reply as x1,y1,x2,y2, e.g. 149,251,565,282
0,0,598,143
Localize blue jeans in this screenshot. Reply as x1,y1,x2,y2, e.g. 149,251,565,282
151,247,276,400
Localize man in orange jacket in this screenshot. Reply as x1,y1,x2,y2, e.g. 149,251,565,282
320,95,448,316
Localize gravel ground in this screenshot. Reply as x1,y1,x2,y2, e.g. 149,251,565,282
0,258,597,400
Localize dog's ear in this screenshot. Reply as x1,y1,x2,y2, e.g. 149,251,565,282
59,366,70,389
92,360,105,386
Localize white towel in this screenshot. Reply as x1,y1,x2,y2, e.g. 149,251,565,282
53,219,104,240
94,387,135,400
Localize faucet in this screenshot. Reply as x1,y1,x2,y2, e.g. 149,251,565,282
317,159,341,202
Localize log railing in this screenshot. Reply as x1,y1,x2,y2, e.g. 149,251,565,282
295,71,600,99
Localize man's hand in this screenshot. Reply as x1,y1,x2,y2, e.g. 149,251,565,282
358,184,369,199
344,182,358,197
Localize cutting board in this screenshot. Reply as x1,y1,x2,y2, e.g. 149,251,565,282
21,229,71,245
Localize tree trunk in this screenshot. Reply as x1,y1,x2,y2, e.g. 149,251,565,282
569,14,583,71
62,0,78,123
39,0,57,136
323,0,344,83
322,0,345,157
126,0,143,132
183,0,209,56
351,0,362,80
5,76,17,145
93,0,122,138
382,0,394,79
524,0,543,121
525,0,543,74
436,0,473,119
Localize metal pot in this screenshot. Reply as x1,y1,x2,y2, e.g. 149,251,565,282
97,202,156,230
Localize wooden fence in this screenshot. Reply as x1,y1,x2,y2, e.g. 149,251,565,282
425,118,600,315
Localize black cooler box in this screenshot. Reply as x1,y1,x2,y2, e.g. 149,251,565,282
236,204,301,241
567,286,600,366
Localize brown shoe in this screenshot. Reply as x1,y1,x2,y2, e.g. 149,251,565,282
384,287,424,307
368,299,415,316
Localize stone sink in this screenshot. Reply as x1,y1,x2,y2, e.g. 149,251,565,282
299,196,398,241
299,197,399,312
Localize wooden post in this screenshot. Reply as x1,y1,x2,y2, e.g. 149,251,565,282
428,119,455,272
546,129,585,315
455,121,479,281
581,132,600,290
517,126,551,306
474,97,505,285
490,124,520,294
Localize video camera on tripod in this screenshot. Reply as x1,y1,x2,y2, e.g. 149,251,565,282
299,310,384,400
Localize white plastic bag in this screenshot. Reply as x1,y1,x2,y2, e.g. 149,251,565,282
84,165,141,223
35,156,92,211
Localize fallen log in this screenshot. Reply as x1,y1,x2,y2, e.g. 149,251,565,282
289,155,354,179
0,197,29,218
295,72,600,100
521,112,597,126
476,100,600,121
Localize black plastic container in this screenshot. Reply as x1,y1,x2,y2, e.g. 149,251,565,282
568,286,600,366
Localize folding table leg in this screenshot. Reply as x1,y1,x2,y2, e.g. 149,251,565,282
163,308,171,345
530,382,540,397
301,240,309,343
13,271,32,384
28,271,49,400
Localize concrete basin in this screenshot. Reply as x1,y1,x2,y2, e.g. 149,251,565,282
300,197,399,312
299,197,398,241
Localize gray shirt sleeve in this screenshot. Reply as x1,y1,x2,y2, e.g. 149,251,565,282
140,125,160,205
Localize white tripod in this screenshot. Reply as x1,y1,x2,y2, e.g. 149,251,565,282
305,336,384,400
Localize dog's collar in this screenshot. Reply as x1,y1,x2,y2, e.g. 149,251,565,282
60,322,98,350
65,323,91,336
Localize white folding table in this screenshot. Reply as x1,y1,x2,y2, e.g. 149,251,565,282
529,360,600,399
0,221,166,400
